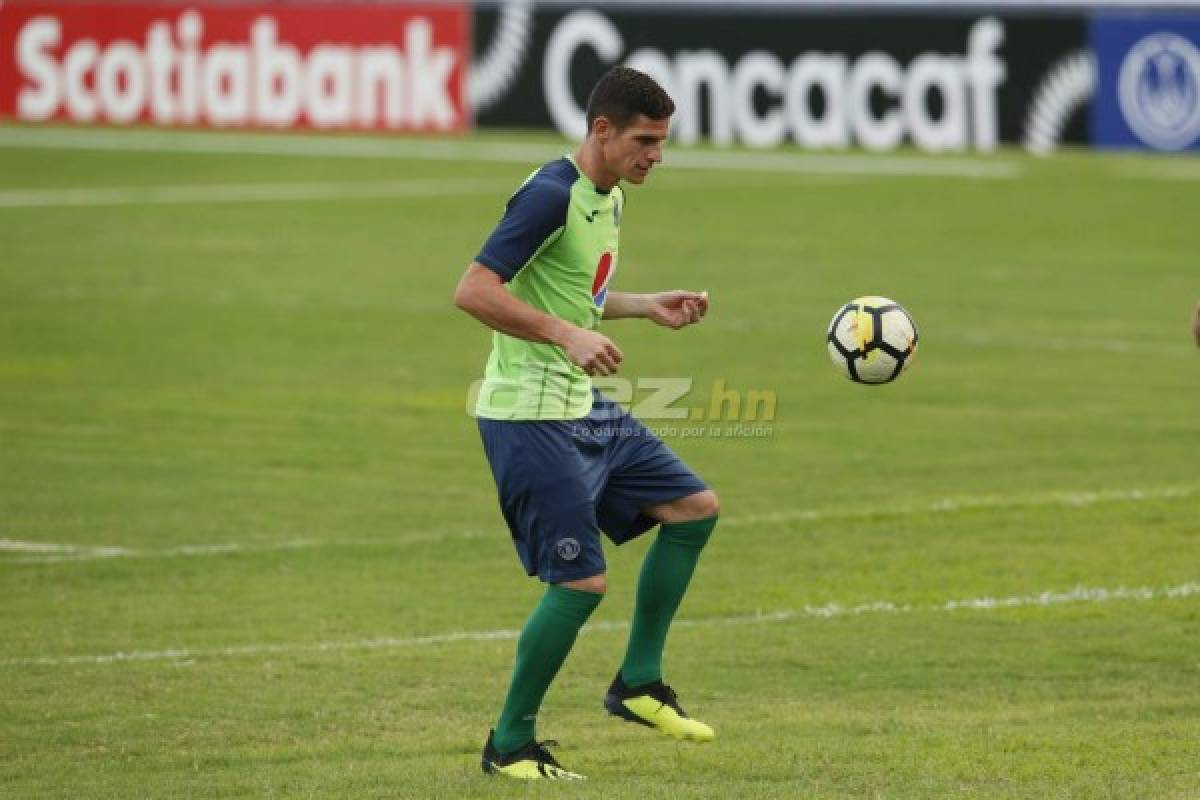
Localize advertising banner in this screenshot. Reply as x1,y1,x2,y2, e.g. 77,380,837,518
0,2,471,132
472,6,1089,152
1091,13,1200,150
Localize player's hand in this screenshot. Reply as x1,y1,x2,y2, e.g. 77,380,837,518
647,290,709,330
562,327,624,376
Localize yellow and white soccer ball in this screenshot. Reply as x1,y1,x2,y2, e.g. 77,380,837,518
826,296,919,384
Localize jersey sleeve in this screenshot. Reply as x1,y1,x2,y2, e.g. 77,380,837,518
475,178,571,281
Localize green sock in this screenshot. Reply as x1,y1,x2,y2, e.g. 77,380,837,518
620,516,717,688
493,584,603,755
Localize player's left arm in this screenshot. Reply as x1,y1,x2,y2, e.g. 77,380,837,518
604,290,709,329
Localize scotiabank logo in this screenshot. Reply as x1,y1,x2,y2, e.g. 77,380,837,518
0,3,469,131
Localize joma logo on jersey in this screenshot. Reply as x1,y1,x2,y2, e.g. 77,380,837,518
586,203,620,226
591,252,614,306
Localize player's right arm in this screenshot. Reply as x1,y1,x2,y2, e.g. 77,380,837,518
455,171,623,376
454,265,623,376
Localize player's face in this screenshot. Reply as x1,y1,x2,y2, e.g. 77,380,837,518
602,115,670,184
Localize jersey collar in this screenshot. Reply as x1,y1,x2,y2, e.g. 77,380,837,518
566,154,613,195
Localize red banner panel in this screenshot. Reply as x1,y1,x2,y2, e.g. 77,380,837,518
0,2,470,132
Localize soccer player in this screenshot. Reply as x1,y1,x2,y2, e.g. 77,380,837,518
454,66,719,781
1193,302,1200,348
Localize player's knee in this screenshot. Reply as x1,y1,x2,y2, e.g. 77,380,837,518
685,489,720,520
559,573,607,595
647,489,720,524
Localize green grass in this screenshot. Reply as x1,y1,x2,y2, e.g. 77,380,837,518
2,126,1198,798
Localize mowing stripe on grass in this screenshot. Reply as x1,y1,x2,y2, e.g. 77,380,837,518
2,484,1194,565
5,580,1197,667
0,127,1020,180
0,178,511,208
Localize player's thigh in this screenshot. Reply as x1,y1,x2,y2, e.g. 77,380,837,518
478,418,607,582
596,414,708,544
520,489,607,584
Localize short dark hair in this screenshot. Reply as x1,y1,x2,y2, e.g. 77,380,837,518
585,66,675,132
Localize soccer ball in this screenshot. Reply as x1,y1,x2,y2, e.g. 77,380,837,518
826,296,919,384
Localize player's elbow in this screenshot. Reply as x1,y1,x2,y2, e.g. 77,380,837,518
454,263,502,316
453,280,473,313
453,274,482,315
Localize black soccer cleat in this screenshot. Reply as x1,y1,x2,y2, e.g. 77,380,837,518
603,672,715,742
480,729,585,780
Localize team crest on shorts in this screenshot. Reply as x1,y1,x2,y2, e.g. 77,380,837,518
556,538,581,561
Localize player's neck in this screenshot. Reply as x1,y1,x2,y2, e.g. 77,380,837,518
574,142,618,192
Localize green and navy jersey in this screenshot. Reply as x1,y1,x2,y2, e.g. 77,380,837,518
473,155,623,420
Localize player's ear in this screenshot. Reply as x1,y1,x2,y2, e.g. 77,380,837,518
593,115,613,142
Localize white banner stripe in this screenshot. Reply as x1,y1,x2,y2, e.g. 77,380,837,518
539,0,1200,7
5,580,1197,667
1112,161,1200,181
0,127,1020,180
0,178,511,208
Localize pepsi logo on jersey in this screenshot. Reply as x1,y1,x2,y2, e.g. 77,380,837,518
592,252,614,306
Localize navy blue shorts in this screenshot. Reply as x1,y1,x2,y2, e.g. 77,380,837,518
477,390,708,583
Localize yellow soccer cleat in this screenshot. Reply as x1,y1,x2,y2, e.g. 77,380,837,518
481,730,585,781
603,673,715,742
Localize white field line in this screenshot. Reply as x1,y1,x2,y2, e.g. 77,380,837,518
5,580,1197,668
0,178,510,208
2,484,1194,566
0,539,131,558
723,484,1199,527
957,331,1197,357
0,127,1020,180
0,533,485,565
715,319,1196,359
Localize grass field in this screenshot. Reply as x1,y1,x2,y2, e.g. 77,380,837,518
2,124,1199,798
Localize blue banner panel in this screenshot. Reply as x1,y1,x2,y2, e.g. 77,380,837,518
1091,13,1200,150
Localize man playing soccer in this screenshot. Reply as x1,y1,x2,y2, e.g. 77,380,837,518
454,66,720,781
